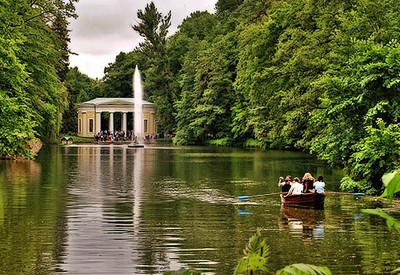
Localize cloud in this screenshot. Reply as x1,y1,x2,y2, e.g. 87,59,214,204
69,0,217,79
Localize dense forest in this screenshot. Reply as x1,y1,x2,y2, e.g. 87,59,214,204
0,0,77,158
2,0,400,193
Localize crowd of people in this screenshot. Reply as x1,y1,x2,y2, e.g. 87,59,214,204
278,173,325,197
93,130,162,143
94,130,130,142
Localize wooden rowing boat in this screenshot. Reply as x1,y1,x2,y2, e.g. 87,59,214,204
281,193,325,209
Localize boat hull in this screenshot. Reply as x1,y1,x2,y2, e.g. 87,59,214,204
281,193,325,209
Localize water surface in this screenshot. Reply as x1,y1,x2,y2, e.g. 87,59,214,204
0,145,398,274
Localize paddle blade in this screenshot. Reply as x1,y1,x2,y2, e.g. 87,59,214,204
237,196,251,200
353,193,365,197
237,209,253,215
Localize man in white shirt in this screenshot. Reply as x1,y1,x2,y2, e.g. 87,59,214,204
285,177,303,196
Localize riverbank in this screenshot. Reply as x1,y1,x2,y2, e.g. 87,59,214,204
0,139,42,160
57,135,174,145
206,137,269,149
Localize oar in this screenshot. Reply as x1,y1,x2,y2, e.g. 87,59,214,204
237,192,287,200
326,192,365,197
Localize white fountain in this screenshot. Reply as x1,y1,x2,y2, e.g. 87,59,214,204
128,65,145,148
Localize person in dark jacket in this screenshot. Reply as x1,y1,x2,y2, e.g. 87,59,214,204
278,175,292,193
302,172,315,193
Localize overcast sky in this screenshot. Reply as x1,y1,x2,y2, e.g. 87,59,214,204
69,0,217,79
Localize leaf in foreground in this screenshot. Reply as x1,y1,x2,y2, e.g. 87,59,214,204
276,263,332,275
361,208,400,233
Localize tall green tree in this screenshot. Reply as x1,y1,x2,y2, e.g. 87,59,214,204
132,2,175,134
216,0,244,16
174,34,237,144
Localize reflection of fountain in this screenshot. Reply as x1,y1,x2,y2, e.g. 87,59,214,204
128,65,145,148
132,149,143,239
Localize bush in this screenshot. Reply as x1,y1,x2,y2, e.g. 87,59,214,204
207,137,234,146
344,119,400,192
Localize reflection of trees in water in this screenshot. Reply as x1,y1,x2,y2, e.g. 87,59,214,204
0,159,41,184
0,151,70,273
280,207,325,244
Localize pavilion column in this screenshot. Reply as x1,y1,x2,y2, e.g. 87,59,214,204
109,112,114,133
151,113,156,135
96,112,101,133
121,112,127,133
82,112,87,136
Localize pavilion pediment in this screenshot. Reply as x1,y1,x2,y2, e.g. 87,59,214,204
77,98,155,107
104,100,130,105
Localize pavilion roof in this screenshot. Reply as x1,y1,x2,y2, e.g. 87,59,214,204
77,98,155,107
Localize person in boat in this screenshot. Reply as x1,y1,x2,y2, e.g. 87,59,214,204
285,177,303,197
278,175,292,193
313,175,325,194
302,173,315,193
278,176,292,193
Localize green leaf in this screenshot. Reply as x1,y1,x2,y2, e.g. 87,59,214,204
234,229,270,274
276,263,332,275
380,171,400,204
361,208,400,233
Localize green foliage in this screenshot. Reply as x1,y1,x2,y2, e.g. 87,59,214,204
340,119,400,191
132,1,171,54
340,177,369,193
162,229,332,275
276,264,332,275
361,171,400,273
62,67,100,134
102,51,147,98
155,137,173,143
0,96,36,159
243,138,264,148
361,208,400,233
207,138,234,146
361,170,400,236
0,24,35,159
131,1,175,134
216,0,244,16
174,34,237,144
0,0,77,158
380,171,400,204
234,230,270,275
97,0,400,193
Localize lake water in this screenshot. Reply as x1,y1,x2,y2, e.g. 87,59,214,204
0,144,399,274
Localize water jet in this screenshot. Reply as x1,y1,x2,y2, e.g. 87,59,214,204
128,65,145,148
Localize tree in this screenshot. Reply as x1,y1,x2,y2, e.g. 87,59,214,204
102,51,147,98
0,0,77,158
132,2,175,134
51,14,71,82
174,34,237,144
61,67,101,134
132,2,171,55
216,0,244,16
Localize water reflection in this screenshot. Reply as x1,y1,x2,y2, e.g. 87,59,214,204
280,207,325,244
59,146,206,274
63,147,138,272
2,145,400,274
0,159,41,184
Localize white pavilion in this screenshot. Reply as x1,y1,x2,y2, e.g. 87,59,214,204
76,98,156,138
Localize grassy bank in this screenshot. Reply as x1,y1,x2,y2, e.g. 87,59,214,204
57,135,94,144
206,138,265,148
